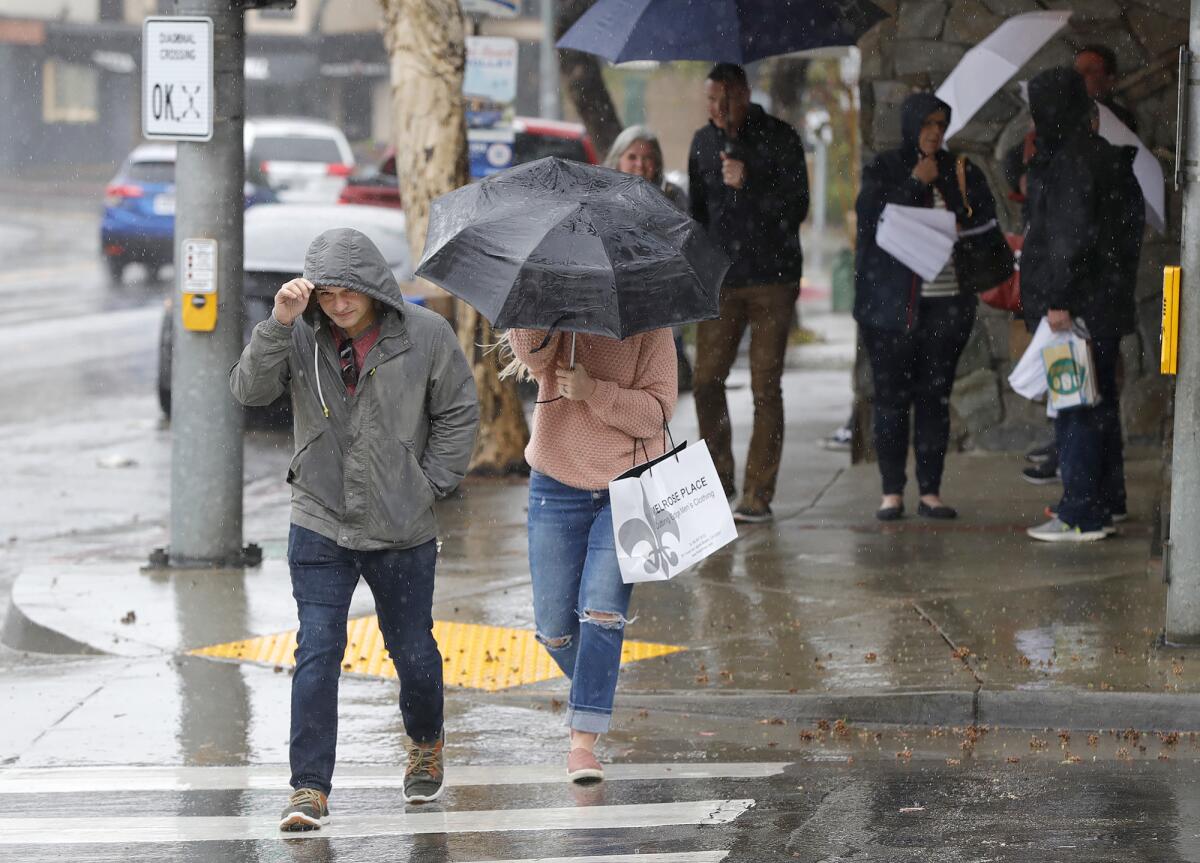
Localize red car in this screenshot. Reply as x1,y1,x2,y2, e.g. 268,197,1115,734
339,117,599,209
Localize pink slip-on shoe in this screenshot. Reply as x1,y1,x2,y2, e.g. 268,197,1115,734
567,748,604,783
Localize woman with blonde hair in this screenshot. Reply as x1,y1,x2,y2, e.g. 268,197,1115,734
507,324,676,782
604,125,688,212
606,125,692,389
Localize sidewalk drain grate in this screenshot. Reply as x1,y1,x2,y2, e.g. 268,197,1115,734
190,617,685,691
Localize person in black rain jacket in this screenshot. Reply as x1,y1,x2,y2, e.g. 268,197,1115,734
853,92,999,522
1022,67,1144,543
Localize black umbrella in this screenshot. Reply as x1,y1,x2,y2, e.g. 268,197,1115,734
415,157,730,347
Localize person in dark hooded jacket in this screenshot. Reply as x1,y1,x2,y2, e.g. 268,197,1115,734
1022,67,1144,542
853,92,999,521
231,228,480,825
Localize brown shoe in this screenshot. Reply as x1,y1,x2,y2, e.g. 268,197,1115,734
278,787,329,831
567,748,604,783
404,732,445,803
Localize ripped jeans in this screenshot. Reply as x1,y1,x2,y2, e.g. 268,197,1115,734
528,470,634,733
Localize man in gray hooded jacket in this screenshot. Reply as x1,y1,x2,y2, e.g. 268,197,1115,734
231,228,479,829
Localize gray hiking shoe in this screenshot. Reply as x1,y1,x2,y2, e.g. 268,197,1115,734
1026,517,1107,543
404,732,445,803
279,787,329,832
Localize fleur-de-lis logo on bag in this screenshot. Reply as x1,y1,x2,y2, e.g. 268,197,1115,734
617,486,681,578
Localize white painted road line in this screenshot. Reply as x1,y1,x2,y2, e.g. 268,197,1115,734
465,854,729,863
0,799,755,845
0,762,789,795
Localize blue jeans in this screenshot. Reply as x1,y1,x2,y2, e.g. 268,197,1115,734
287,525,442,796
527,471,634,734
1055,337,1126,531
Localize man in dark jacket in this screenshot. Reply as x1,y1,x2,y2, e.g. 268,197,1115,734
688,62,809,523
231,228,480,826
1075,44,1138,133
1022,67,1144,542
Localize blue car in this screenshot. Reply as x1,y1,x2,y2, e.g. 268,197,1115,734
101,144,178,283
101,143,276,284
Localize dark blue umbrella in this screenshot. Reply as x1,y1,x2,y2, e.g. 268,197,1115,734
557,0,888,64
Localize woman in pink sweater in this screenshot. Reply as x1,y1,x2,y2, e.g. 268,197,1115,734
508,327,677,782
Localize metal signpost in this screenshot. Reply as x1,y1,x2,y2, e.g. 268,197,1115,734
143,3,287,568
1166,2,1200,643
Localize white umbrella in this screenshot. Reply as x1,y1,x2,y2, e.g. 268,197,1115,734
936,10,1072,141
1096,103,1167,235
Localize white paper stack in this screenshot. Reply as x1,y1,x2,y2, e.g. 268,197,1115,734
875,204,957,282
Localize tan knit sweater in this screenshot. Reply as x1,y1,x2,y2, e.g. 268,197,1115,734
509,328,678,491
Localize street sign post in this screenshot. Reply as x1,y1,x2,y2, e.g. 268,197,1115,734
142,3,252,569
142,16,213,142
1167,1,1200,642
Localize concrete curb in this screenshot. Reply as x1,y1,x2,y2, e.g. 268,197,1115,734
976,690,1200,733
490,688,1200,733
0,600,103,657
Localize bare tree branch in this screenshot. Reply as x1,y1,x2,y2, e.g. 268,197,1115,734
556,0,623,156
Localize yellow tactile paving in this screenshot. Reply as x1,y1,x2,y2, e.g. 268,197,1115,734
190,616,685,692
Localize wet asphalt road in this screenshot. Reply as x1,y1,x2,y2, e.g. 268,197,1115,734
4,194,1200,862
6,736,1200,862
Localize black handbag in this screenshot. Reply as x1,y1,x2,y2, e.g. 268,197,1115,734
952,156,1015,294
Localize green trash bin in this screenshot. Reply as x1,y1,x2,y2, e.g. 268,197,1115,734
831,247,855,314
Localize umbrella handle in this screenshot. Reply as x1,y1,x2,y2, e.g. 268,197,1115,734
569,333,576,369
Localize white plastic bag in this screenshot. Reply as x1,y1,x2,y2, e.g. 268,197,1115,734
1008,317,1095,407
1009,318,1062,399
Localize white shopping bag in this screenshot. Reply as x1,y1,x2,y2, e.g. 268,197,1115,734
1008,316,1097,409
1042,332,1098,411
608,439,738,584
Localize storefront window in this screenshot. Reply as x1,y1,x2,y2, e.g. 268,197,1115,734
43,59,99,124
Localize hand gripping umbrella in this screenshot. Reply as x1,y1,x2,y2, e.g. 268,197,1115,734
415,157,730,359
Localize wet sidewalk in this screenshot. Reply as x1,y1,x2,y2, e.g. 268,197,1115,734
4,308,1193,740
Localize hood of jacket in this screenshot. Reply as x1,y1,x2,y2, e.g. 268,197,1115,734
899,92,952,167
302,228,405,325
1029,67,1092,157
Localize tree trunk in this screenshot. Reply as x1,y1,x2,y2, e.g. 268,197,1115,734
380,0,529,475
765,57,811,131
556,0,623,157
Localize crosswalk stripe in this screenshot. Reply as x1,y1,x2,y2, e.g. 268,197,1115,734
465,854,729,863
0,799,755,845
0,762,789,795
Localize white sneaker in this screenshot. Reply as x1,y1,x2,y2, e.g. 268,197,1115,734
1027,517,1107,543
